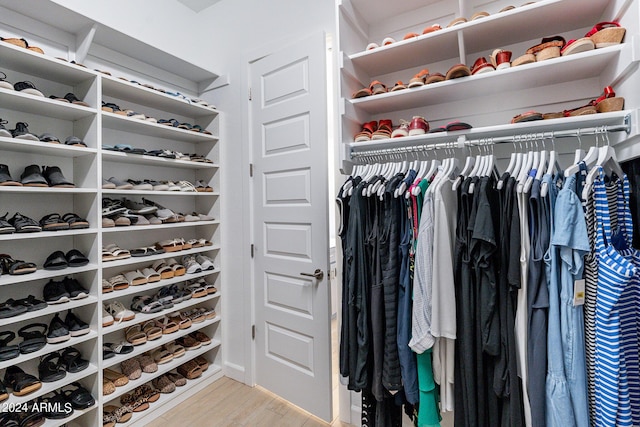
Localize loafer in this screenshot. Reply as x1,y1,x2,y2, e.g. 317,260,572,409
20,164,48,186
0,164,20,186
43,166,75,187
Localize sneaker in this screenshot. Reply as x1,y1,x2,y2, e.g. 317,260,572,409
14,81,44,97
43,279,70,304
0,213,15,234
0,119,11,138
102,305,114,327
0,164,21,186
64,310,90,337
63,276,89,300
9,212,42,233
11,122,39,141
43,166,75,188
20,164,48,186
47,313,71,343
181,255,202,274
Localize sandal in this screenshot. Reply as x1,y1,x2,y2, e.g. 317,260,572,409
0,331,19,361
141,267,161,283
103,405,133,426
186,282,208,298
167,258,186,276
189,330,212,345
183,308,205,324
151,347,174,364
0,254,36,275
38,352,66,382
0,299,28,318
103,342,134,357
105,301,136,322
164,341,186,358
353,121,377,142
39,390,74,419
44,250,68,270
106,274,130,291
371,119,392,140
369,80,387,95
18,323,47,354
135,354,158,373
103,378,116,396
156,316,179,334
62,212,89,229
166,371,187,386
152,260,174,279
60,382,95,409
408,69,429,88
60,347,89,373
512,111,544,123
131,295,164,314
102,244,131,261
585,21,626,48
152,375,176,393
142,321,162,340
194,355,209,371
176,335,201,351
169,311,192,329
4,366,41,396
156,238,183,252
104,368,129,386
119,358,141,381
125,324,147,346
39,213,69,231
526,35,565,61
177,359,202,379
124,269,148,286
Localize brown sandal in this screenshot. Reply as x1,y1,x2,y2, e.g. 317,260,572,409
103,368,129,387
120,358,142,381
178,359,202,379
152,375,176,394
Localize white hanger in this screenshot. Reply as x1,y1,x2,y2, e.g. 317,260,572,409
582,127,625,200
517,137,535,193
452,146,475,191
541,136,560,197
565,131,585,177
497,140,518,190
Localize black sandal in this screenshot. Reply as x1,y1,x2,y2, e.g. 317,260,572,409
3,366,42,396
0,331,19,361
60,347,89,373
62,213,89,229
18,323,47,354
0,299,28,318
43,250,68,270
60,382,95,409
38,390,73,419
38,352,66,382
0,254,37,275
8,295,47,312
65,249,89,267
39,213,70,231
0,379,8,402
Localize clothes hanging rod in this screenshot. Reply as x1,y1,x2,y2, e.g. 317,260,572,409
350,116,631,160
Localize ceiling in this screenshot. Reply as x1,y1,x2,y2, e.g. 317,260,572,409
177,0,222,13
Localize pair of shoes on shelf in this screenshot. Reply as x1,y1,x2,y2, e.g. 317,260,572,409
46,310,90,344
43,276,89,304
38,347,89,382
43,249,89,270
0,164,74,187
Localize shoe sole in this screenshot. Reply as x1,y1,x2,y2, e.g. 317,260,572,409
46,296,70,304
47,334,71,344
70,328,90,337
12,382,42,396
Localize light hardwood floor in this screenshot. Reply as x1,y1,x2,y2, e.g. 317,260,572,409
145,376,353,427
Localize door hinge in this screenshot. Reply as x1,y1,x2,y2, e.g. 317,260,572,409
249,87,252,101
250,244,255,258
251,324,256,340
249,163,253,177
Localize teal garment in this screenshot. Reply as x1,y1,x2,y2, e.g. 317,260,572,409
417,349,441,427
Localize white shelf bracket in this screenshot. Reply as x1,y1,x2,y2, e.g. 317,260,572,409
75,23,98,64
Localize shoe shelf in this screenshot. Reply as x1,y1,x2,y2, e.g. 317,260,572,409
0,137,97,158
101,151,219,170
348,110,633,154
0,88,96,121
1,364,98,406
101,189,219,197
344,0,611,76
0,331,98,371
102,112,219,143
102,76,219,119
0,296,98,328
0,264,98,288
0,228,98,242
102,269,220,302
103,292,220,335
100,246,220,270
103,338,221,404
102,221,219,234
0,187,97,194
347,44,626,115
115,363,223,427
41,405,97,427
102,316,221,370
0,42,96,85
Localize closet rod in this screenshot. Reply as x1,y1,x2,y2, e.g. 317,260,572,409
350,117,632,161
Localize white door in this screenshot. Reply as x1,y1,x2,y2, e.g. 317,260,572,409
250,33,332,421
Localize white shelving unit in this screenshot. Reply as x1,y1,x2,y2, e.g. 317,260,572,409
0,25,222,426
338,0,640,171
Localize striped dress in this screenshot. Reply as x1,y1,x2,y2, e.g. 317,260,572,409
593,169,640,426
584,178,620,424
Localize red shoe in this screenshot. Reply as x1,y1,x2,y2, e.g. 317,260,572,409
354,121,377,142
372,119,393,140
408,116,429,136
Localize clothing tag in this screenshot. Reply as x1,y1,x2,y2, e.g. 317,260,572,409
574,279,586,306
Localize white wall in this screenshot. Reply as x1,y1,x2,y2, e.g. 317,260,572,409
51,0,336,382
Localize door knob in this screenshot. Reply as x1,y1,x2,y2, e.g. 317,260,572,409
300,268,324,280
